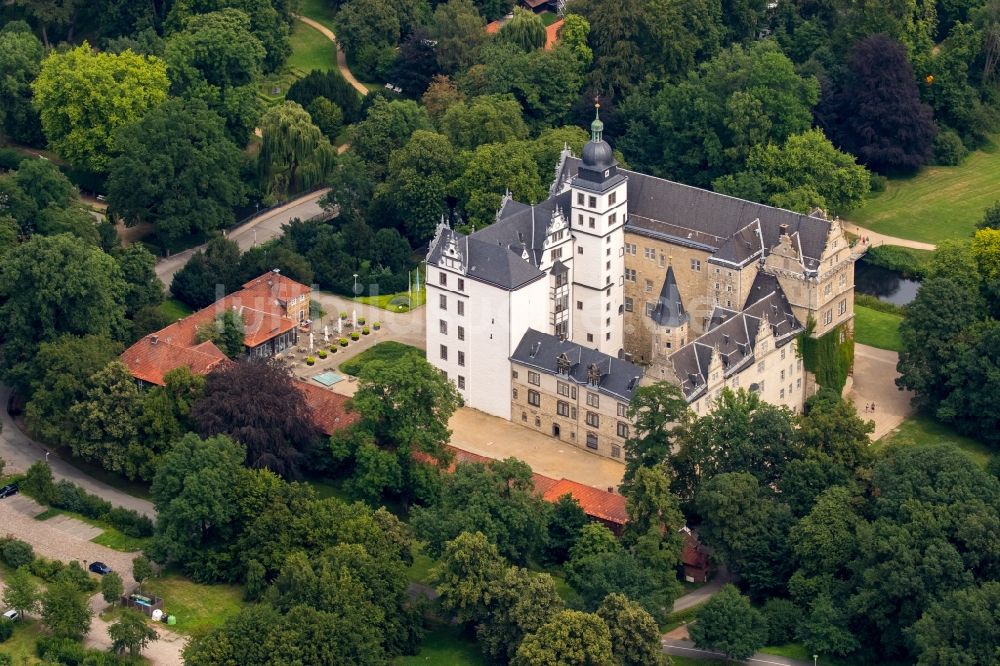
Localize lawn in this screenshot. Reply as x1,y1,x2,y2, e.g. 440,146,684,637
287,19,337,73
849,135,1000,244
1,618,45,665
877,415,994,466
396,624,485,666
339,340,422,376
297,0,337,31
33,507,151,552
407,543,435,585
158,297,193,322
853,304,903,352
354,288,427,312
142,572,246,637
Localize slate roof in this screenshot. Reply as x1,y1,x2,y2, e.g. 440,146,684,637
650,265,689,327
667,277,804,401
553,155,831,271
479,190,573,266
510,329,644,401
426,224,546,291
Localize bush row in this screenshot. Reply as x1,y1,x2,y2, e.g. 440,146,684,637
21,463,153,537
0,537,98,593
37,636,139,666
855,293,908,316
862,246,930,280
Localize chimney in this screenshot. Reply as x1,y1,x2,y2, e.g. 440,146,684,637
272,268,280,274
607,487,614,494
779,224,788,236
150,335,158,345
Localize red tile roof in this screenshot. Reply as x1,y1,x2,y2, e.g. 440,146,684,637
120,336,228,386
681,528,710,568
121,272,309,385
295,380,359,435
486,20,502,34
542,478,629,526
545,18,563,50
532,473,560,496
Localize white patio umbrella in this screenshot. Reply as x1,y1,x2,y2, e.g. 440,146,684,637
323,325,329,342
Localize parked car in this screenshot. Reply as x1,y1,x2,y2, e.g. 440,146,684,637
0,484,18,498
89,562,112,575
2,609,19,621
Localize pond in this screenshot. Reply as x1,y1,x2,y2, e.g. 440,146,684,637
855,259,921,305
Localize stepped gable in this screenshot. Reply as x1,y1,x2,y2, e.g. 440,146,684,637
552,155,831,271
511,329,644,401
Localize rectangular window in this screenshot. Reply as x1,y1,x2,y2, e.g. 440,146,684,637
512,388,518,400
757,360,765,373
557,400,570,417
577,192,584,205
457,376,465,389
551,248,562,261
512,369,519,379
824,309,833,325
839,273,846,287
609,192,616,205
645,302,655,316
588,196,596,208
522,411,527,421
439,319,447,335
457,301,465,316
458,351,465,367
458,326,465,341
439,272,447,286
825,282,833,295
617,422,628,438
589,217,596,229
557,381,570,396
838,298,847,315
645,279,653,293
577,300,583,310
458,278,464,291
439,345,448,361
578,246,583,254
691,259,701,272
780,388,785,399
617,402,627,417
780,348,786,360
528,371,540,386
439,294,447,310
586,392,599,408
586,333,593,342
780,369,785,381
644,247,655,260
611,445,621,458
586,411,599,427
659,254,665,267
528,390,540,407
625,268,636,282
609,212,616,225
797,378,802,388
624,297,633,312
586,432,598,449
626,243,636,255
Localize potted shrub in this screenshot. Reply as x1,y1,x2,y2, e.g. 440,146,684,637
329,345,338,353
339,337,348,347
373,321,381,331
305,356,316,366
357,316,366,326
339,311,348,320
317,349,328,359
351,332,360,341
362,326,370,335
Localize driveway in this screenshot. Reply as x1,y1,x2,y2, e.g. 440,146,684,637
842,222,936,251
295,15,369,96
662,639,814,666
847,344,914,440
1,385,155,517
154,188,330,287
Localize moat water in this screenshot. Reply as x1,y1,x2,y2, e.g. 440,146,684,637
854,259,921,306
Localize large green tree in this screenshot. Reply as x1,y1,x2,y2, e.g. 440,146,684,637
32,43,169,172
109,609,159,657
431,531,507,625
258,101,338,198
454,140,546,228
433,0,487,74
2,567,40,619
621,381,689,493
109,97,246,246
350,97,432,178
440,94,529,151
0,234,128,391
910,581,1000,665
0,22,44,145
689,584,765,660
512,610,614,666
497,8,546,52
165,0,291,72
477,566,564,663
40,582,92,641
596,593,669,666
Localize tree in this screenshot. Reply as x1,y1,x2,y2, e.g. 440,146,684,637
823,33,937,173
12,158,75,215
0,234,128,391
41,582,92,641
559,14,593,67
132,556,153,594
258,101,337,199
621,382,689,492
441,95,529,151
13,0,78,48
411,459,551,564
512,610,614,666
544,494,588,564
571,0,648,100
498,8,546,52
0,22,44,145
2,567,39,619
165,0,290,73
169,236,242,308
336,0,401,58
192,359,321,478
798,592,858,657
109,609,159,657
196,310,246,359
689,584,765,660
596,593,669,666
978,199,1000,230
910,581,1000,666
433,0,487,74
796,389,873,469
350,97,432,177
101,571,124,606
109,98,246,246
306,97,343,141
32,43,169,172
455,140,546,229
715,129,872,214
422,75,465,121
431,531,507,625
477,567,564,663
286,69,362,125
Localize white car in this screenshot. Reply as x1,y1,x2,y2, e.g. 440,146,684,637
2,609,19,621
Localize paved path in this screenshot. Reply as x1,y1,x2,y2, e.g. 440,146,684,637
295,15,369,96
0,385,155,517
847,344,914,440
154,188,330,287
671,568,730,613
662,639,813,666
842,221,936,251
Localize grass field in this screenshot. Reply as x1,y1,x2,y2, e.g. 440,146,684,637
1,618,45,664
158,297,193,322
288,19,337,73
407,543,435,584
877,415,994,466
297,0,336,31
854,305,904,352
339,340,422,376
849,136,1000,244
143,573,246,636
396,624,485,666
354,287,427,312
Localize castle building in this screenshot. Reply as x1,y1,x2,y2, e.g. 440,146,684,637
426,108,864,459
